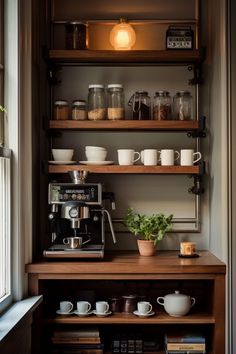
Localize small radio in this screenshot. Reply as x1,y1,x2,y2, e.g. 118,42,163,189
166,26,194,50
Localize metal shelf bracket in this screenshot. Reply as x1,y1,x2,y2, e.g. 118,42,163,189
187,116,206,138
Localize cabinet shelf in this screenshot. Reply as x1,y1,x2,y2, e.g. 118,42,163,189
44,312,215,325
47,49,204,65
49,120,200,131
48,165,201,175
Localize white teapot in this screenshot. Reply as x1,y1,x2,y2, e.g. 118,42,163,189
157,290,196,317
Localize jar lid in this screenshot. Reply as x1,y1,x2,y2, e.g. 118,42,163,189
166,290,188,299
107,84,123,89
54,100,68,106
179,90,191,95
89,84,104,89
155,90,170,96
73,100,86,106
135,90,149,95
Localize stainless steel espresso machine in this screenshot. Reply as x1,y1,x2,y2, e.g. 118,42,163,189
43,171,116,259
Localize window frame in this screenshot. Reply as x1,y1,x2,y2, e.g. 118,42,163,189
0,0,13,313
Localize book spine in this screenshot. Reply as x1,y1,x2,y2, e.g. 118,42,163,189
166,343,205,351
52,338,101,344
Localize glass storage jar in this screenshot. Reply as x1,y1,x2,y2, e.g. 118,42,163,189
88,84,106,120
128,91,151,120
72,100,87,120
53,100,69,120
65,21,87,50
173,91,193,120
107,84,125,120
153,91,171,120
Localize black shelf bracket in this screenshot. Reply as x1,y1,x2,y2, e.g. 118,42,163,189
188,161,205,194
187,116,206,138
188,64,204,85
48,65,62,85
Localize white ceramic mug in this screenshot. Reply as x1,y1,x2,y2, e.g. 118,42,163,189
180,149,201,166
117,149,141,165
141,149,158,166
59,301,73,313
77,301,91,314
158,149,180,166
96,301,109,314
137,301,153,314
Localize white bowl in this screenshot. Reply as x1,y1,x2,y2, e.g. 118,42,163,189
85,150,107,161
85,146,106,151
52,149,74,161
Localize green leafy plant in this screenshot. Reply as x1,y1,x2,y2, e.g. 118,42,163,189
124,208,173,245
0,105,6,113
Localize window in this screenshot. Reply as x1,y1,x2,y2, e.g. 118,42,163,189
0,0,11,312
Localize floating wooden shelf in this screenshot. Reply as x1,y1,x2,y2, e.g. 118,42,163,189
47,49,204,65
44,312,215,325
49,120,200,131
48,164,201,174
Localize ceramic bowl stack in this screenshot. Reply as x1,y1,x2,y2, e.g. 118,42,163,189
85,146,107,162
79,146,114,165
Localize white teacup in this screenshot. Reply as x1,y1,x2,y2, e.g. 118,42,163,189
52,149,74,161
141,149,158,166
96,301,109,314
59,301,73,313
158,149,180,166
118,149,141,166
137,301,153,314
77,301,91,314
180,149,201,166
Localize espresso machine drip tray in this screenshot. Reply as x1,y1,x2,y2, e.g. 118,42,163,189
43,244,104,259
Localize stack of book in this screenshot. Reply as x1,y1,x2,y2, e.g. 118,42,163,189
165,332,206,354
51,327,104,354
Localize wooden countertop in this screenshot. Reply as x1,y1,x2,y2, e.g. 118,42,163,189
26,251,226,277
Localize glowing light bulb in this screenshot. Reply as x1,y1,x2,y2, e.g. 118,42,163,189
110,19,136,50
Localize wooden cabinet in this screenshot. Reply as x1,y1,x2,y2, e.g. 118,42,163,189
26,251,226,354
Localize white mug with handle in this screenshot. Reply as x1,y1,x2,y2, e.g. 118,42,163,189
118,149,141,165
158,149,180,166
180,149,201,166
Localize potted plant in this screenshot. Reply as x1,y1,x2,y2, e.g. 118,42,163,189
124,208,173,256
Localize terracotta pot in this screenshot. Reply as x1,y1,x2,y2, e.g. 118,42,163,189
137,239,156,256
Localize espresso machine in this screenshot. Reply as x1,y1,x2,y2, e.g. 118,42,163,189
43,171,116,259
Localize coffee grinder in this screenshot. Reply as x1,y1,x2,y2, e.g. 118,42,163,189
44,171,116,258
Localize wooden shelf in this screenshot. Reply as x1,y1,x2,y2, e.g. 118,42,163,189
26,251,226,277
49,120,200,131
47,49,204,65
48,164,201,174
44,312,215,325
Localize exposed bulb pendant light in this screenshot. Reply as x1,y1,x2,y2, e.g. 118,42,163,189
110,18,136,50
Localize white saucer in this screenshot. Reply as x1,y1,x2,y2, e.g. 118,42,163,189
56,309,73,315
133,310,155,318
73,310,93,317
49,161,77,165
79,161,114,166
93,310,112,317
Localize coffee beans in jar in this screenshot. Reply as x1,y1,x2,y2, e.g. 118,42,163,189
65,21,87,50
53,100,69,120
128,91,151,120
72,100,87,120
153,91,171,120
